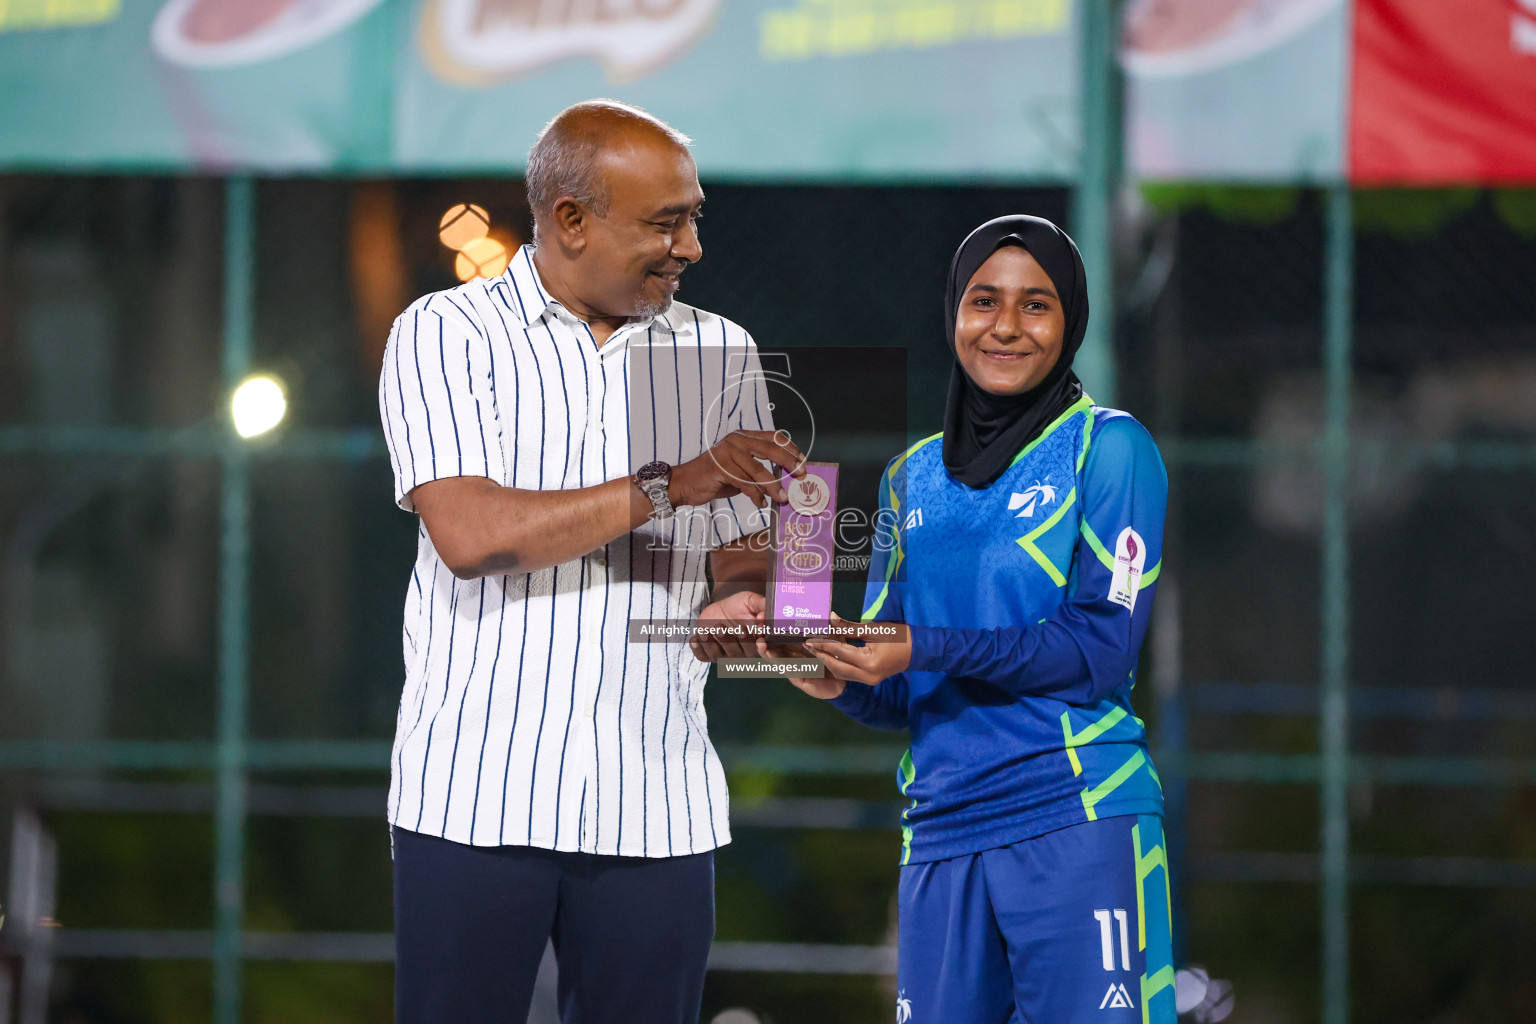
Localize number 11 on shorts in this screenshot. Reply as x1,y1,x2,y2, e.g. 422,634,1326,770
1093,908,1131,971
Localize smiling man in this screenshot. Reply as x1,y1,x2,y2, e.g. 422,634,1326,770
379,100,803,1024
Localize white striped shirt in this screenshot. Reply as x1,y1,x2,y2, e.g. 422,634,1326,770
378,245,773,857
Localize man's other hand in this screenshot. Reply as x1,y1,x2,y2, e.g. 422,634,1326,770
690,589,766,662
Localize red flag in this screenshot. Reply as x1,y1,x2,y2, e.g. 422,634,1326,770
1351,0,1536,182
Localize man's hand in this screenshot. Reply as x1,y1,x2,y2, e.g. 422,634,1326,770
670,429,806,508
690,589,767,662
802,614,912,685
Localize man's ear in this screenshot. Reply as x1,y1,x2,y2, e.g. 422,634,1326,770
547,197,587,253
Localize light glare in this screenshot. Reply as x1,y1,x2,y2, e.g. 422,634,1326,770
438,203,490,251
231,375,287,438
455,235,509,281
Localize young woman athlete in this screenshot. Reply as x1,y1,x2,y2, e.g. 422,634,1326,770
765,215,1176,1023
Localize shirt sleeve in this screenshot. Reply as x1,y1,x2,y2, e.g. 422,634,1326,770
905,414,1168,706
710,327,774,547
829,460,911,731
379,296,507,513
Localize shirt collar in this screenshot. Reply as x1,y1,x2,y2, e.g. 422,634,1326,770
499,244,684,337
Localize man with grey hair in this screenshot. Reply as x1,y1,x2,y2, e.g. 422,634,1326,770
379,99,804,1023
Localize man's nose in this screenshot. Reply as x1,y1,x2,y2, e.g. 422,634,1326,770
673,217,703,264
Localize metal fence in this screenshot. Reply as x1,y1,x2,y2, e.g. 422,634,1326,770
2,174,1535,1024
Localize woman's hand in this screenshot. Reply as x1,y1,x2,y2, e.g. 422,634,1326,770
804,614,912,685
754,637,847,701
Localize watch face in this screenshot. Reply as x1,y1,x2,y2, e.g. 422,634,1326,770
635,461,669,483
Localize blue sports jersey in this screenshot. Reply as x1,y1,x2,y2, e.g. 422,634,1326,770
830,396,1168,864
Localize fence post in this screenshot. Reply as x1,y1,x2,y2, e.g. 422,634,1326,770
1319,183,1353,1024
214,176,256,1024
7,807,56,1024
1071,0,1122,405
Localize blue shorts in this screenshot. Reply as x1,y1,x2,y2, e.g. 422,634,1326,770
896,814,1175,1024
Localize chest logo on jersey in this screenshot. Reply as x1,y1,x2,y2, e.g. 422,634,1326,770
903,508,924,531
1109,527,1147,612
1008,479,1058,518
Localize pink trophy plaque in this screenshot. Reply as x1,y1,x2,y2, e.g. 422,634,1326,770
767,462,839,638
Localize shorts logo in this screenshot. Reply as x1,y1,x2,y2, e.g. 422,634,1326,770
1108,527,1146,612
1099,982,1136,1009
895,990,913,1023
1008,479,1057,518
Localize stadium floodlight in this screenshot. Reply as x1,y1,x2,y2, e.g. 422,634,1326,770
231,374,287,439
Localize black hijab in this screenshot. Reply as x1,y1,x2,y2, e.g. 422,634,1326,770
941,215,1090,489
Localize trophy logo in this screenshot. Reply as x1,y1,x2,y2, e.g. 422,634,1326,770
788,475,829,517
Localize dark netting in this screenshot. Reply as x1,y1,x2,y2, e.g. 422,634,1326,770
1119,186,1536,1024
4,178,1536,1023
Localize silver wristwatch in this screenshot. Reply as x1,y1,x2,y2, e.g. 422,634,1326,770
632,460,674,520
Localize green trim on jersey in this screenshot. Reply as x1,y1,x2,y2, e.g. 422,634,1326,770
1006,393,1094,471
1060,705,1130,777
864,432,943,621
863,548,905,622
1080,749,1147,821
1079,518,1115,570
1015,486,1079,587
899,749,918,865
886,431,943,514
1075,397,1097,471
1134,820,1177,1021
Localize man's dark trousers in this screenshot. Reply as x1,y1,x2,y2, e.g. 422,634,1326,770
393,826,714,1024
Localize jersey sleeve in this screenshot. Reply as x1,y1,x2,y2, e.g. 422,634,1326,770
379,296,507,513
906,413,1168,705
829,459,911,731
710,326,774,547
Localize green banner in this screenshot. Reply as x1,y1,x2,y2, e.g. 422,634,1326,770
0,0,1081,177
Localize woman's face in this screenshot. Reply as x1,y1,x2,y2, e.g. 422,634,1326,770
954,246,1067,397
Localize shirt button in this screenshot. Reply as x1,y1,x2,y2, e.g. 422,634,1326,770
595,556,607,567
584,705,595,719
